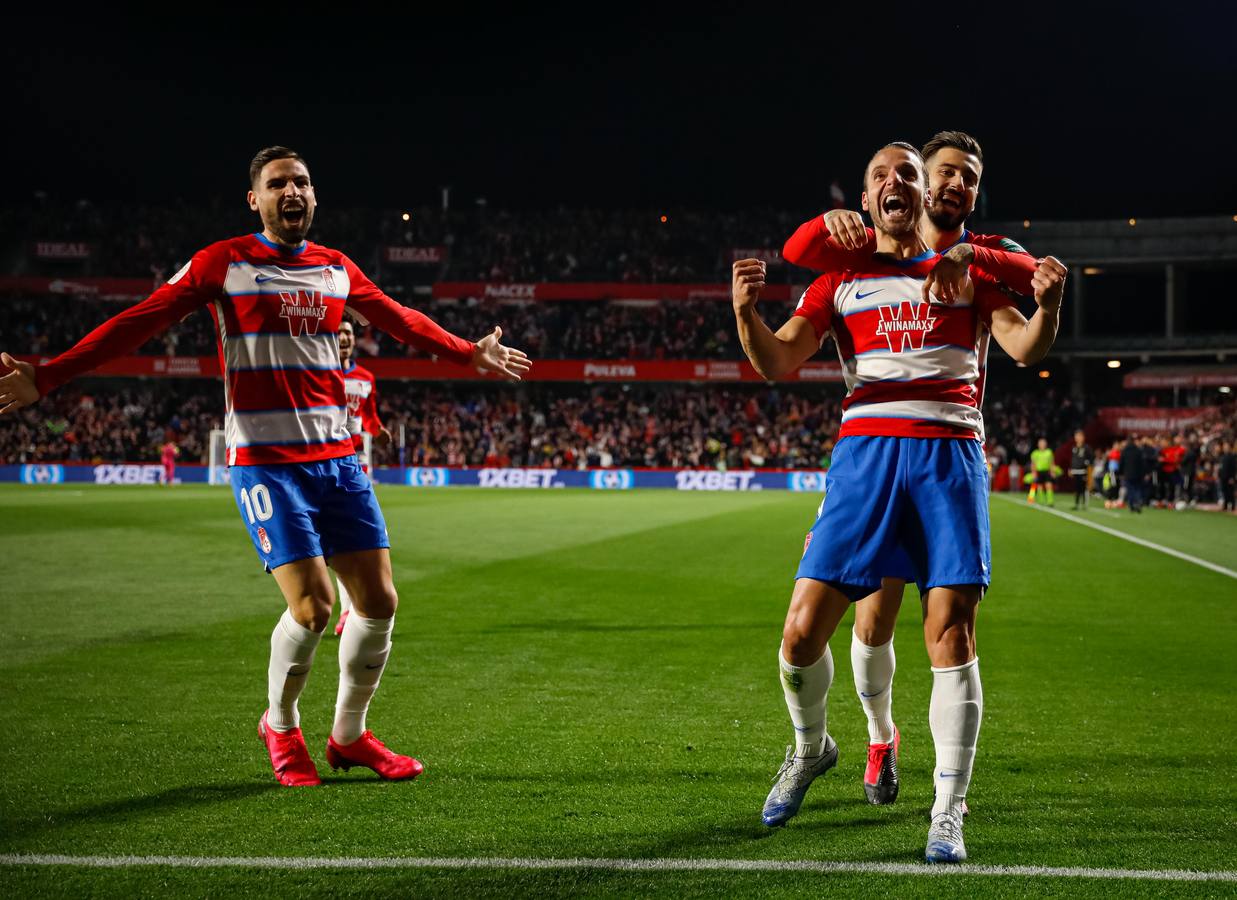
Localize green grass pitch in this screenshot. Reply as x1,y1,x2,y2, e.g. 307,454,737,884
0,484,1234,898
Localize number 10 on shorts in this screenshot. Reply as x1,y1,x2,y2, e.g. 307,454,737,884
239,483,274,524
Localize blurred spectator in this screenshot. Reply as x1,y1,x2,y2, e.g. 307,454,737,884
2,295,796,362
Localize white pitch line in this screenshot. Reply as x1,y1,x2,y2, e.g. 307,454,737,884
995,495,1237,580
0,854,1233,882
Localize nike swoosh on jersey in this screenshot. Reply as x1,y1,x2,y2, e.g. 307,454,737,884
255,274,281,283
855,289,882,300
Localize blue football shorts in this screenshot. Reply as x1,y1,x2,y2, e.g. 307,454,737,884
230,455,390,571
796,435,991,600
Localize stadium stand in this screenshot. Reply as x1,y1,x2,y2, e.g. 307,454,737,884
3,203,1235,510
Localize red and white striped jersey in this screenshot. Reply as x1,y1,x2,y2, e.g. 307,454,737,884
34,233,475,466
793,251,1016,440
342,360,381,449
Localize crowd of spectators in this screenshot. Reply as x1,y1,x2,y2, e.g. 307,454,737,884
0,381,838,471
3,199,812,284
0,382,218,465
983,388,1089,472
1095,409,1237,510
2,296,797,361
5,376,1232,511
384,384,838,470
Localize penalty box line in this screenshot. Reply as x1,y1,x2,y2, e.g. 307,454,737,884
1,854,1235,882
995,494,1237,580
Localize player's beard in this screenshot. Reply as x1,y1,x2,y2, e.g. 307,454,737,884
268,205,315,245
872,206,920,239
926,201,969,233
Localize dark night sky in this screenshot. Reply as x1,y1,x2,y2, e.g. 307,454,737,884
6,6,1236,219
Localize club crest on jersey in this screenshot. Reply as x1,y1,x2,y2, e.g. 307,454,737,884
874,301,937,353
257,527,272,554
322,268,337,293
278,290,328,337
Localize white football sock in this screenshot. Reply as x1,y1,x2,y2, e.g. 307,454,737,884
336,576,353,615
930,657,983,817
779,642,834,758
266,609,324,732
851,630,897,744
332,612,394,745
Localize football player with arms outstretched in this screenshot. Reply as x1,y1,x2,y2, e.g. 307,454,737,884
0,147,530,787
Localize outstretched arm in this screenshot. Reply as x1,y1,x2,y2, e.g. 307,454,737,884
0,354,37,415
344,259,530,381
732,259,822,380
0,251,219,414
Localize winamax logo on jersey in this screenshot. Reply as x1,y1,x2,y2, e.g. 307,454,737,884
874,301,937,353
278,290,329,337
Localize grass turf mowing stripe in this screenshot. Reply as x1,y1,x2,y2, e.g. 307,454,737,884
994,495,1237,579
2,854,1234,882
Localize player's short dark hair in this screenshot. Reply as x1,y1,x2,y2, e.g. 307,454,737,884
864,142,925,189
249,146,308,188
921,130,983,165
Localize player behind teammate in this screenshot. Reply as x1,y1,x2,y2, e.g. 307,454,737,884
1069,430,1094,509
735,141,1065,862
0,147,531,787
1028,437,1056,505
334,318,391,636
780,131,1053,812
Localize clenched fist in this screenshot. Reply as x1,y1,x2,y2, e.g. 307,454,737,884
822,209,870,251
732,259,767,313
1031,256,1068,312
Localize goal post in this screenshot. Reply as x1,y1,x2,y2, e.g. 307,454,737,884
208,429,229,485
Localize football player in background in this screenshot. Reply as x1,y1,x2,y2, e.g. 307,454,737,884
161,431,179,486
334,318,392,636
0,147,530,788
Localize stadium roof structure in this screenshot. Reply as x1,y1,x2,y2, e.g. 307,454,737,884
981,217,1237,265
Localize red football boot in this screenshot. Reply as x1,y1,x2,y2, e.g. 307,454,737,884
334,608,350,637
326,730,424,780
259,710,322,787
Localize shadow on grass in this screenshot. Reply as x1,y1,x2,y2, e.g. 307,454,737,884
625,796,933,865
0,782,278,844
480,620,770,635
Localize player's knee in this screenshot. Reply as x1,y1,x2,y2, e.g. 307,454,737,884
925,621,975,667
853,619,894,646
290,597,333,633
356,582,399,618
782,618,824,666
